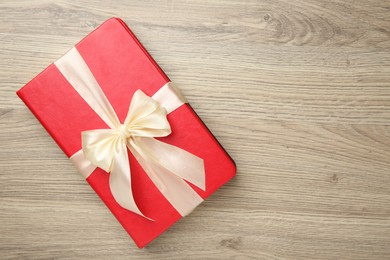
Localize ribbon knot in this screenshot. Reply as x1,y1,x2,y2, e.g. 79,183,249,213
116,124,131,141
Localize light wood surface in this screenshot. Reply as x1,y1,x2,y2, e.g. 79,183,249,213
1,1,390,259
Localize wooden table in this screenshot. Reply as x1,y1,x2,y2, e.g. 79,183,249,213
1,1,390,259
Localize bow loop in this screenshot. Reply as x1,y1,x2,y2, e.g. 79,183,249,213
82,129,119,172
124,90,171,138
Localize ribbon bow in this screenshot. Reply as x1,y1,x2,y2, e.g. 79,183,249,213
55,47,205,220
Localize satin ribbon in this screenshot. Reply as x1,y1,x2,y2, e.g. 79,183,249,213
54,47,205,219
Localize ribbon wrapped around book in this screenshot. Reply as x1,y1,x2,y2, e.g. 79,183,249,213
54,47,205,220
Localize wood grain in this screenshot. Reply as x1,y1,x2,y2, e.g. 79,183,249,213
1,0,390,259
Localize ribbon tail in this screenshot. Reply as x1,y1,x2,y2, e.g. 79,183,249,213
109,141,152,220
135,137,206,190
128,137,205,216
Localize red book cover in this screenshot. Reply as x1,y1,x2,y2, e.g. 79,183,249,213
16,18,236,248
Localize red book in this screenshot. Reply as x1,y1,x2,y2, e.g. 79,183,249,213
16,18,236,248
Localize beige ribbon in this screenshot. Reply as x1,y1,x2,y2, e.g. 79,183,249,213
54,47,205,219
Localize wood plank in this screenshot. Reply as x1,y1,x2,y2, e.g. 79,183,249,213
1,0,390,259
